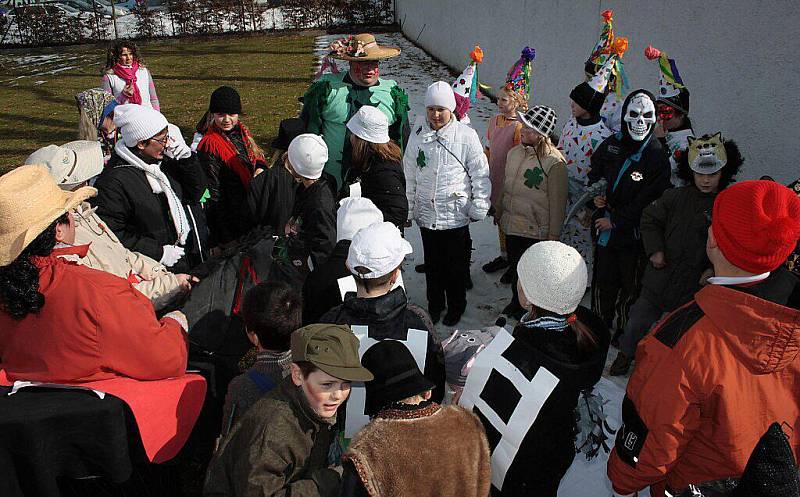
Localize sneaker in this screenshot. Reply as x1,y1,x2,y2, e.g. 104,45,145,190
442,309,463,326
609,351,632,376
482,256,509,273
499,267,514,284
415,264,427,273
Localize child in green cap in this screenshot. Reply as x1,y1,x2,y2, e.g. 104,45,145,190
205,323,373,497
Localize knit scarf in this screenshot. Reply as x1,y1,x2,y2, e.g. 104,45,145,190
197,124,261,187
519,314,570,331
112,61,142,105
114,140,190,245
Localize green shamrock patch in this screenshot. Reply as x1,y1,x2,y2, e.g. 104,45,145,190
524,167,544,189
416,149,427,169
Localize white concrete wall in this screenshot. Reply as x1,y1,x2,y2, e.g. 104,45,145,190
395,0,800,182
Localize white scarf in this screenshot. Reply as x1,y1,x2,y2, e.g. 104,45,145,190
114,140,190,245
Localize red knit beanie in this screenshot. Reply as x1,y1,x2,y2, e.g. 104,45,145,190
712,180,800,273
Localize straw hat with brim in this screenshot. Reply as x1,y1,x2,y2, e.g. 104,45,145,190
329,33,400,62
290,323,374,382
0,165,96,266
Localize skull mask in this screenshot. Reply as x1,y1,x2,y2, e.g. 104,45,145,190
624,93,656,142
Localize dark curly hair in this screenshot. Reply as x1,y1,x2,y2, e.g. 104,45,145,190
676,137,744,191
104,40,145,73
0,214,66,320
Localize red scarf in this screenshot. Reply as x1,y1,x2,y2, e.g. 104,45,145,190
197,123,263,187
112,61,142,105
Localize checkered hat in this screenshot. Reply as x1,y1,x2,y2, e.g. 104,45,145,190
518,105,557,138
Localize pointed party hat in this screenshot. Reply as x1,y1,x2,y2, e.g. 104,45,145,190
587,38,629,94
645,45,685,98
504,46,536,103
452,46,485,121
585,9,615,75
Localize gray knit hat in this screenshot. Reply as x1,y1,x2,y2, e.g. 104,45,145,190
517,241,587,315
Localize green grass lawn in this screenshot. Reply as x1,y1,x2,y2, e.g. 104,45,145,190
0,33,316,173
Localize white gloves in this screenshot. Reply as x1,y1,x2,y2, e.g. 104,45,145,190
164,123,192,160
160,244,185,267
163,310,188,331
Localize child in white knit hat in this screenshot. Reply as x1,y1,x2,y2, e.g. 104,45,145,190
403,81,491,327
282,134,338,272
92,104,207,274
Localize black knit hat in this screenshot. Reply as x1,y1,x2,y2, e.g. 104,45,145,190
362,340,435,416
732,423,800,497
570,81,605,116
209,86,242,115
271,117,306,150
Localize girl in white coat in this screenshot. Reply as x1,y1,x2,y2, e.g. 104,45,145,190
404,81,491,326
102,41,161,111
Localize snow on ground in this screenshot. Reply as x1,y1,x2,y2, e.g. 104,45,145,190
314,32,645,497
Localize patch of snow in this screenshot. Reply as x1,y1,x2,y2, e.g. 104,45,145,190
33,80,46,85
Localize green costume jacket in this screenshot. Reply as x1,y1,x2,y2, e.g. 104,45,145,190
301,72,409,190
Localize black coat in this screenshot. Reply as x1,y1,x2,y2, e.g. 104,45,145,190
247,163,297,236
319,287,446,403
588,133,672,248
344,157,408,228
199,149,252,247
93,150,208,274
302,239,351,325
286,174,337,269
490,306,609,496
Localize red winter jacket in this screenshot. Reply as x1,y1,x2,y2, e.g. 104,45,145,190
607,277,800,495
0,255,187,383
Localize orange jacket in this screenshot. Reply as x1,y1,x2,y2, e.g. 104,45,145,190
0,255,187,383
607,278,800,495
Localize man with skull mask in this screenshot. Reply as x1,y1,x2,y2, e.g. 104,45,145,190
587,89,672,341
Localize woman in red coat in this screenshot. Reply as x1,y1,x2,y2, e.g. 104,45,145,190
0,165,188,384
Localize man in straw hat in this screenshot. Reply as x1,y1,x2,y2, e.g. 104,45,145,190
607,180,800,497
0,165,189,386
205,323,373,497
301,33,410,191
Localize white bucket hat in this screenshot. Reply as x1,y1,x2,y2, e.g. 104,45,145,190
346,221,412,279
424,81,456,111
288,134,328,180
337,197,384,242
25,141,104,189
517,241,587,315
346,106,390,144
113,104,169,147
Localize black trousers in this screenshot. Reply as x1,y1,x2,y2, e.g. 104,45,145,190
506,235,540,310
421,225,470,313
591,244,645,331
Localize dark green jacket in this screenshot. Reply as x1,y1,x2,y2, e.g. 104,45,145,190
204,377,336,497
639,186,715,311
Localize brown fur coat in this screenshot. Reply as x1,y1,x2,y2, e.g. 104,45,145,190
344,403,491,497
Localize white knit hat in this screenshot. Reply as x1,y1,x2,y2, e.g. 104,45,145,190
347,221,412,279
337,197,384,242
517,241,587,315
25,140,103,189
288,133,328,180
113,104,169,147
424,81,456,111
346,106,390,144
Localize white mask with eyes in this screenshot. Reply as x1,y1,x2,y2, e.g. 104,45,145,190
624,94,656,141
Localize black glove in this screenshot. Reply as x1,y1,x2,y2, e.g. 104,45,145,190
311,467,341,497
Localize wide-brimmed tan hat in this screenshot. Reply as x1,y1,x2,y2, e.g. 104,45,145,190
328,33,400,62
25,140,103,189
0,165,96,266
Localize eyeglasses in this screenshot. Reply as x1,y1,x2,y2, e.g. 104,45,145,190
150,134,170,147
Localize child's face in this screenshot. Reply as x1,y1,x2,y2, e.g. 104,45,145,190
520,127,543,147
570,100,590,120
426,106,452,131
291,366,352,419
214,113,239,132
694,171,722,194
497,91,518,117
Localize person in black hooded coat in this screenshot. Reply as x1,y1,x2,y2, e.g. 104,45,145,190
587,89,672,336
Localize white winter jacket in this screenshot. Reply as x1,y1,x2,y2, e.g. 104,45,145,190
403,117,491,230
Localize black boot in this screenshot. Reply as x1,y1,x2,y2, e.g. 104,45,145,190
499,267,514,284
442,308,463,326
415,264,426,273
482,256,509,273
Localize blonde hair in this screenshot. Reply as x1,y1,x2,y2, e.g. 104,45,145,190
205,113,265,162
350,135,403,171
501,86,529,112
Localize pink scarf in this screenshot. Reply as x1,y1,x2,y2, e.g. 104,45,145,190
112,61,142,105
